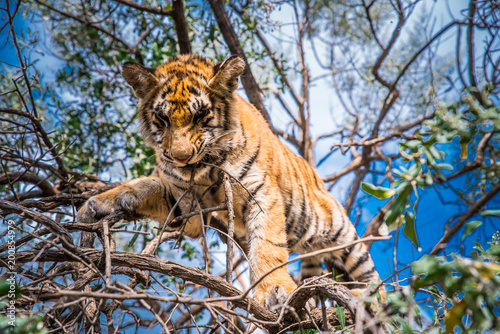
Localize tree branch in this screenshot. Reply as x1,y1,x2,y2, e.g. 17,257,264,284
35,0,144,64
0,171,56,197
172,0,191,54
207,0,270,123
430,181,500,255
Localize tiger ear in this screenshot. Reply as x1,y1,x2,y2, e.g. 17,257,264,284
209,55,245,93
122,62,159,99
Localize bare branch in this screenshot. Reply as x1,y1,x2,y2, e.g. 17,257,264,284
34,0,144,64
172,0,191,54
207,0,270,123
0,171,56,197
430,181,500,255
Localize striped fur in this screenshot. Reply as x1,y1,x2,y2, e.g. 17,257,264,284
77,54,382,307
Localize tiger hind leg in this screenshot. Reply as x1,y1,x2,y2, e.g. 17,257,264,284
301,256,324,281
300,256,324,308
324,241,386,301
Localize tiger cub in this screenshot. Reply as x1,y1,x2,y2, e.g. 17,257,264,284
77,54,382,307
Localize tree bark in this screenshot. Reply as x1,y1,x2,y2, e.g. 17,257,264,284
208,0,271,123
172,0,191,54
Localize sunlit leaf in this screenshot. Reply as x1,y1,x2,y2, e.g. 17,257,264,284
361,183,396,199
479,210,500,217
444,300,467,334
435,163,454,170
385,184,412,226
460,142,468,159
462,221,483,240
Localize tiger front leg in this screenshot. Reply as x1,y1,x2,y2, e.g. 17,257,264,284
77,176,170,223
246,204,297,308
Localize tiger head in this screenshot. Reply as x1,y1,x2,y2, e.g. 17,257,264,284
122,54,245,168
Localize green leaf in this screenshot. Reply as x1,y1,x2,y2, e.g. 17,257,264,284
445,300,467,334
336,305,346,328
461,221,483,240
479,209,500,217
361,183,396,199
428,145,445,160
403,211,420,250
384,184,412,226
472,241,486,254
424,173,433,186
400,140,421,150
435,163,453,170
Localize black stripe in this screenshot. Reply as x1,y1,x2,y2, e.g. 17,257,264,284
283,200,292,223
167,68,203,79
209,95,216,108
160,166,189,183
296,192,307,228
206,165,216,182
287,195,307,249
257,236,288,248
341,244,356,262
356,267,376,283
166,192,183,227
209,172,222,194
205,124,224,129
242,182,264,219
302,262,319,269
202,116,214,126
222,101,231,130
330,220,346,243
286,186,305,236
152,119,164,128
238,145,260,179
303,213,320,248
238,118,248,156
348,252,369,273
187,86,199,95
332,199,346,229
294,223,308,245
172,183,188,191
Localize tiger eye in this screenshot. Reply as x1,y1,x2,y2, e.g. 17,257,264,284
193,107,210,124
156,113,170,126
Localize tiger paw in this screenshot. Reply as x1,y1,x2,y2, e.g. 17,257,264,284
77,189,141,223
255,281,297,309
263,285,289,309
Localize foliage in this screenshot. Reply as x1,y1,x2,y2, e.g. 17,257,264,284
413,238,500,333
362,88,499,249
379,233,500,333
0,280,46,334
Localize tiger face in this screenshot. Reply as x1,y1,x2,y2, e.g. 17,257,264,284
122,55,245,169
